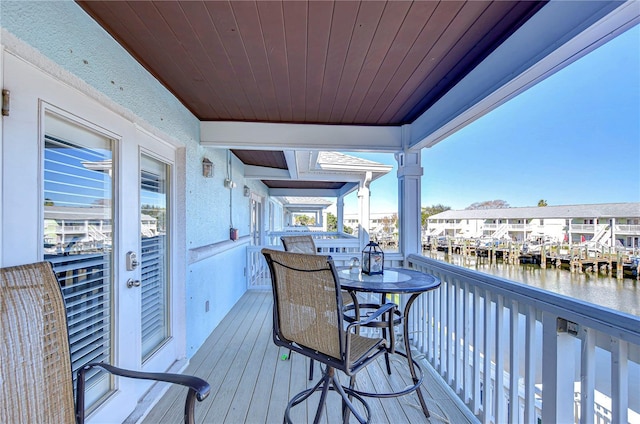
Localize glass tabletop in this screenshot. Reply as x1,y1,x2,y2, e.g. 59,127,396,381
337,267,440,294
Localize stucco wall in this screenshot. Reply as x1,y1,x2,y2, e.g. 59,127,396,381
0,1,198,144
1,1,250,359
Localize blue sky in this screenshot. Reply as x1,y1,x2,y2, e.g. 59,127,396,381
340,25,639,215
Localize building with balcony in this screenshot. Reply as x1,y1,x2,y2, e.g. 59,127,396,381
426,202,640,248
1,2,638,423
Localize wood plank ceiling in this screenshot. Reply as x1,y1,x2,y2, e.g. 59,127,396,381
77,0,546,190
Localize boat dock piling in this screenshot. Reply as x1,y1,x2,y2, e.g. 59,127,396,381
424,239,639,280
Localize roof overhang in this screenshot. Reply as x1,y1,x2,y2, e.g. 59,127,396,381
408,0,639,150
242,150,392,197
201,1,638,155
77,1,639,194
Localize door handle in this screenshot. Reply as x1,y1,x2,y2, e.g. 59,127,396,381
126,278,141,288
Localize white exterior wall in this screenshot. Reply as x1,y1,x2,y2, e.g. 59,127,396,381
0,1,252,364
428,213,638,246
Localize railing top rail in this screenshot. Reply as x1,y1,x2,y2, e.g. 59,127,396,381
267,230,357,239
407,254,640,346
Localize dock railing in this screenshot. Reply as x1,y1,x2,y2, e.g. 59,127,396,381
406,254,640,424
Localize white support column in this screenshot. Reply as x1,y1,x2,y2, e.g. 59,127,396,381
396,150,423,256
358,172,372,249
610,217,616,246
337,195,344,234
316,208,324,228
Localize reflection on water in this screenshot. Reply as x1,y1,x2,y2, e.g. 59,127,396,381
426,250,640,317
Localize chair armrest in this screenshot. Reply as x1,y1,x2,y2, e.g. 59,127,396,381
83,363,210,400
346,302,396,330
75,362,210,424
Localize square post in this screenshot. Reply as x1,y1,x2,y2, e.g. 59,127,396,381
396,149,423,256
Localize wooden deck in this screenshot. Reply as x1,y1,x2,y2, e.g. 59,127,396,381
142,291,474,424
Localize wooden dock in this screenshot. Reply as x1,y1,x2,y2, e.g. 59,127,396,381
423,240,640,280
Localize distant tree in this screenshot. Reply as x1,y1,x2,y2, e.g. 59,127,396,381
380,213,398,233
327,212,337,231
326,212,353,234
466,199,510,210
295,214,315,226
537,199,548,207
421,204,451,227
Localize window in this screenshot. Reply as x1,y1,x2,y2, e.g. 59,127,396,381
140,155,170,359
44,112,113,405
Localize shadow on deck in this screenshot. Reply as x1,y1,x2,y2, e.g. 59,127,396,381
141,291,474,423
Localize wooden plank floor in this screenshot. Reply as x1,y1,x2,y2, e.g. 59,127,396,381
142,291,474,424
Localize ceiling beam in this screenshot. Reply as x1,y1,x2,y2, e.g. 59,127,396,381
269,187,357,197
283,151,298,179
201,121,402,152
408,0,637,151
243,165,291,180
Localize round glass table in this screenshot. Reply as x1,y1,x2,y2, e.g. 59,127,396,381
338,267,441,418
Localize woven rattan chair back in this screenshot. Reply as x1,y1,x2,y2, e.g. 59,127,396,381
1,261,76,424
264,249,343,359
1,261,210,424
280,235,317,254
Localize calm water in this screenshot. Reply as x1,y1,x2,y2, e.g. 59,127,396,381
425,250,640,317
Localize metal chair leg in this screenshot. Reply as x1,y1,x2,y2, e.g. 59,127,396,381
284,366,371,424
383,351,392,374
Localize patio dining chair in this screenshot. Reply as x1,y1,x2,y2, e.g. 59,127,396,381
0,261,210,424
280,234,320,254
262,248,396,424
280,235,359,380
281,234,399,376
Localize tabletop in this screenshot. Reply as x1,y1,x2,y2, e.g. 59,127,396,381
337,267,440,294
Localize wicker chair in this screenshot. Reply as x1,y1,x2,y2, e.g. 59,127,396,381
262,248,396,423
0,261,210,424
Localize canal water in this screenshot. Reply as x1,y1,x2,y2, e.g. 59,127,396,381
423,250,640,317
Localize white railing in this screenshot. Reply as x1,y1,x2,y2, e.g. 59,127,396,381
266,230,357,249
406,254,640,424
492,224,509,239
246,236,404,290
507,224,531,231
425,223,447,237
592,225,611,245
572,224,596,232
616,224,640,234
244,243,640,421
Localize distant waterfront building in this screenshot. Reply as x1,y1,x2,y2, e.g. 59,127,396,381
44,205,158,255
343,211,398,233
425,202,640,248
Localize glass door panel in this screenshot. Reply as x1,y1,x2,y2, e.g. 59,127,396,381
43,112,113,406
140,155,170,359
